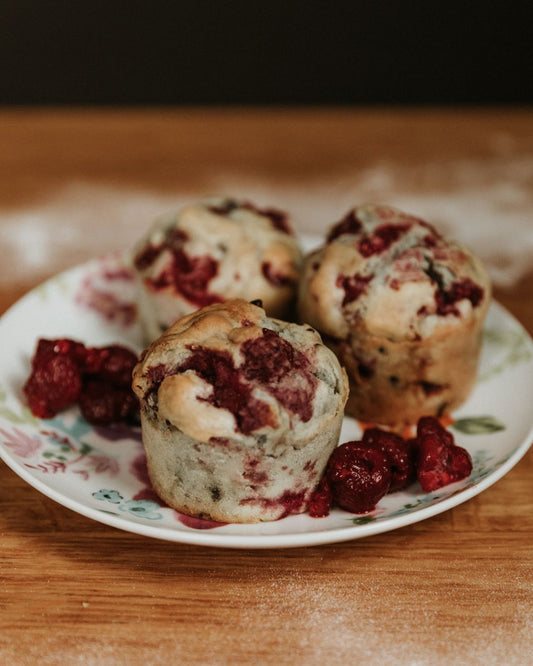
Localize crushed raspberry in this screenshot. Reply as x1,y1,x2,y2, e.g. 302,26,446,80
23,353,83,419
150,328,317,433
261,262,293,287
435,278,484,316
326,209,362,243
239,489,307,519
308,476,333,517
326,442,391,514
24,338,139,425
147,247,222,308
241,328,317,423
358,223,412,257
79,380,139,425
134,243,164,271
337,272,373,306
94,345,139,387
362,427,418,492
179,349,276,435
276,490,308,518
135,226,222,307
416,416,473,492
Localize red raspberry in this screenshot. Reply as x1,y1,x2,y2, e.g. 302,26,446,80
326,441,391,514
95,345,138,387
23,353,83,418
32,338,86,365
24,338,140,425
362,427,419,492
416,416,473,492
79,380,139,425
308,476,333,518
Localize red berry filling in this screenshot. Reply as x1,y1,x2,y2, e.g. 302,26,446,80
416,416,473,492
24,338,139,425
336,272,373,306
178,349,277,435
148,328,318,434
241,328,317,424
147,248,222,308
309,417,472,517
261,262,293,287
134,228,187,270
358,222,412,257
308,475,333,518
326,209,363,243
435,278,484,316
239,489,308,519
134,228,223,307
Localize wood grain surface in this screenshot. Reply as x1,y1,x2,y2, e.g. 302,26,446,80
1,108,532,666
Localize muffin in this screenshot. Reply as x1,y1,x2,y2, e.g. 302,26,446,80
297,204,491,426
132,197,303,342
132,299,348,523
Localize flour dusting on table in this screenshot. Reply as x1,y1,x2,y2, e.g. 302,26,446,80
1,154,532,289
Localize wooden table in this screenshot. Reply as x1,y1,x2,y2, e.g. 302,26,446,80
1,108,532,665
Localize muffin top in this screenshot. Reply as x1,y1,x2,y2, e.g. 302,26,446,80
298,204,491,342
132,299,348,450
132,196,302,317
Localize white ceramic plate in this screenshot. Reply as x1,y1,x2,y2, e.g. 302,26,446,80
1,249,532,548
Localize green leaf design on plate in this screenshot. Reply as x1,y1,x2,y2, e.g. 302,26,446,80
452,415,505,435
351,515,376,525
79,442,94,456
480,327,533,381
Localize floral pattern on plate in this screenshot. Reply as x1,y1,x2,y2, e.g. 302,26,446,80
0,251,532,548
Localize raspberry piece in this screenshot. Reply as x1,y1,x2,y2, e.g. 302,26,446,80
326,209,362,243
23,353,83,419
326,442,391,514
416,416,473,492
362,427,418,492
358,223,412,257
308,476,333,518
24,337,140,425
178,349,276,435
95,345,138,387
435,277,484,316
337,272,373,306
79,380,139,425
261,262,293,287
242,328,317,423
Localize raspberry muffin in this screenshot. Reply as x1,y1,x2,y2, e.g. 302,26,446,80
297,204,491,426
132,197,303,342
132,299,348,523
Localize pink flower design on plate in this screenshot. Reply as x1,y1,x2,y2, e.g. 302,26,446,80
75,258,137,327
86,454,120,476
0,427,42,458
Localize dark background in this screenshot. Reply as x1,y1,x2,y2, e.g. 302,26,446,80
1,0,532,106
